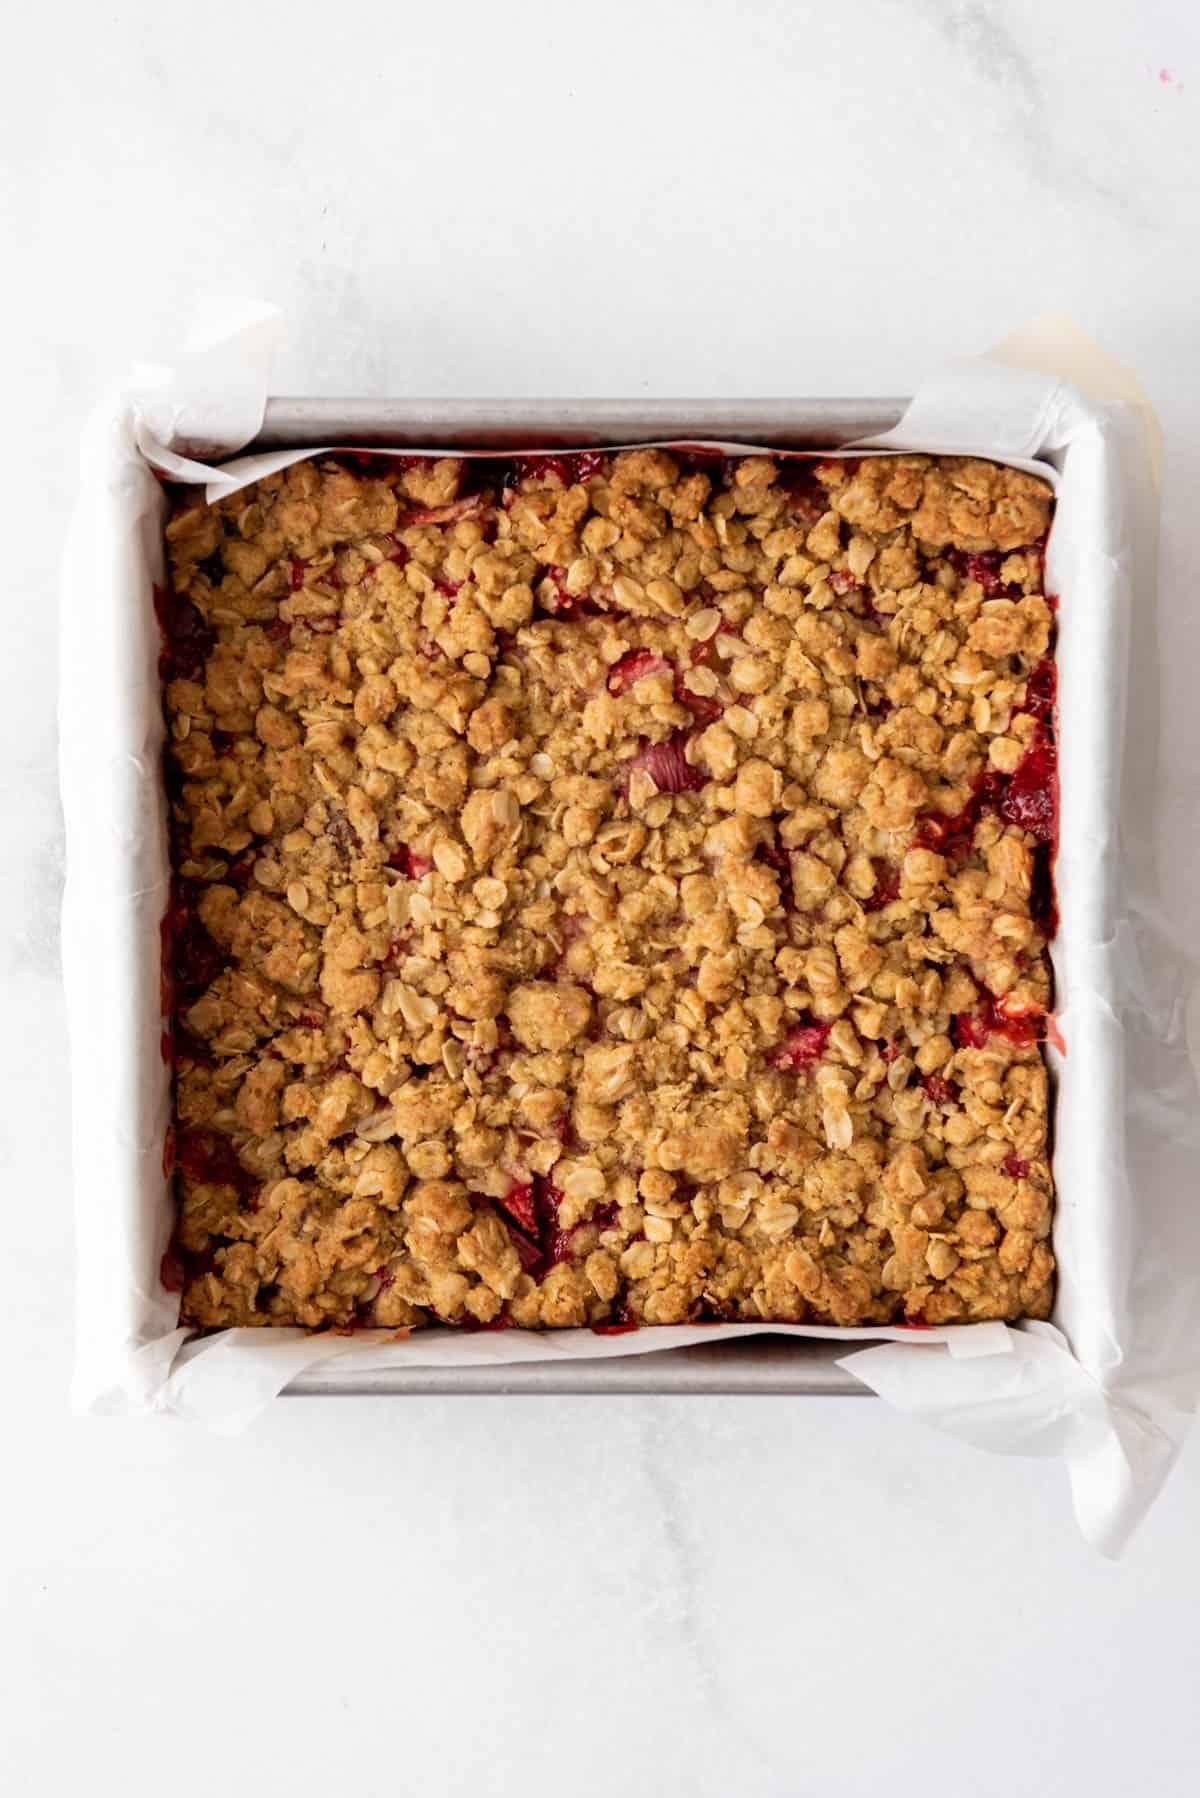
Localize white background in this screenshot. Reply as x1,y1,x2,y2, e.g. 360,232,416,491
4,2,1200,1793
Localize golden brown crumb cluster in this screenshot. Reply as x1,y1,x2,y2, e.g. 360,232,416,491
160,448,1056,1334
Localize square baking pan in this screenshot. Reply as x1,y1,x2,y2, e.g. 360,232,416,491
229,397,920,1396
59,356,1179,1534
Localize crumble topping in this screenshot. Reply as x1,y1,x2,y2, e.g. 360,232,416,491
160,448,1056,1333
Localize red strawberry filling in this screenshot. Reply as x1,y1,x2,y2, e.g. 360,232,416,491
224,849,257,892
769,1018,831,1070
675,680,723,725
592,1299,639,1336
153,583,215,683
162,1024,215,1069
388,846,434,880
159,1229,229,1296
159,1245,187,1293
954,990,1045,1050
451,1307,515,1333
948,537,1046,598
620,732,707,796
1016,656,1056,722
506,1210,546,1267
508,452,609,490
509,454,570,489
494,1176,570,1278
401,494,484,527
174,1126,259,1208
1002,1152,1030,1179
756,833,794,912
861,859,901,912
381,936,410,975
605,647,723,725
913,728,1058,859
687,618,739,669
497,1180,538,1238
569,450,608,483
912,778,988,859
775,457,830,524
337,451,425,479
1029,843,1057,935
608,649,672,694
164,883,228,1004
954,1011,991,1050
950,549,1006,595
996,736,1057,841
921,1073,959,1107
536,565,606,621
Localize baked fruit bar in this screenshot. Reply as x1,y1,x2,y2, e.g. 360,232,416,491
159,447,1057,1333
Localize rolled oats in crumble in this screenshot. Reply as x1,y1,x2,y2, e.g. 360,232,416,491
159,446,1057,1334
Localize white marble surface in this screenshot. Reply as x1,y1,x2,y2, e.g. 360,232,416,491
5,2,1200,1792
